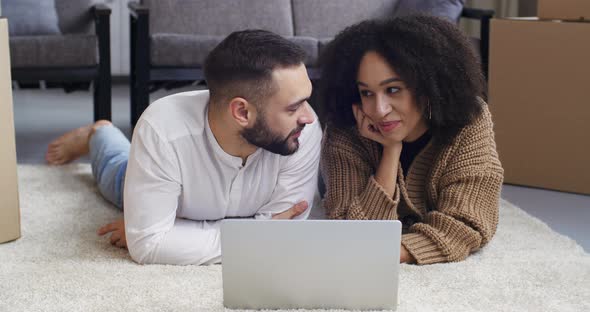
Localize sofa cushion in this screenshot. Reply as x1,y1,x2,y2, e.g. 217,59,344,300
1,0,61,36
150,34,223,67
9,35,97,68
142,0,294,36
285,36,319,66
151,34,318,67
54,0,95,34
394,0,465,22
292,0,399,38
318,36,480,64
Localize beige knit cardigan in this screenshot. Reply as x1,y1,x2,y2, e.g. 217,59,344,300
320,105,504,264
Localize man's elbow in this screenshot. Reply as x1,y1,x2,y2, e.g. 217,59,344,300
128,245,150,265
126,235,157,265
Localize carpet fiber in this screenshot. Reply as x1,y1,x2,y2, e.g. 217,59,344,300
1,164,589,312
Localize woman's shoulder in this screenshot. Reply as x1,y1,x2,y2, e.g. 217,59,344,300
439,100,503,175
472,98,494,127
455,99,495,144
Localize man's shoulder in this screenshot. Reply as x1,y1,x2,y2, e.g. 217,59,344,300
137,90,209,140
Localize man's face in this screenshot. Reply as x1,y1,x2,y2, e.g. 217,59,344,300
241,64,314,155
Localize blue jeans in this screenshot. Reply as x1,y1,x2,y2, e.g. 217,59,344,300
89,125,129,210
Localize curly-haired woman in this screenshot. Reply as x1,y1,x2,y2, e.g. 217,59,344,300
319,15,504,265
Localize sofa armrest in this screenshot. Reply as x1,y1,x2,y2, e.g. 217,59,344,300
93,4,111,39
92,4,111,70
93,4,111,47
129,2,149,18
461,7,495,20
93,4,111,16
128,1,150,126
460,7,495,80
92,4,112,120
92,4,111,66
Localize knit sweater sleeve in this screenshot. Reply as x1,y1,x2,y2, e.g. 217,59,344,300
320,127,401,220
401,109,504,265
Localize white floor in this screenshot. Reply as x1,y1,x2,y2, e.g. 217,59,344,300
12,83,590,252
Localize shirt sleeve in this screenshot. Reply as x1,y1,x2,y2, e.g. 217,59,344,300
124,120,221,265
253,117,323,220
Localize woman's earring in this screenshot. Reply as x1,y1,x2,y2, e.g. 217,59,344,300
427,100,432,120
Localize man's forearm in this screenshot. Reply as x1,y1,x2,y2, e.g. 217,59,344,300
127,218,222,265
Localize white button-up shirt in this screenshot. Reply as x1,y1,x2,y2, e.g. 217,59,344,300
124,90,322,265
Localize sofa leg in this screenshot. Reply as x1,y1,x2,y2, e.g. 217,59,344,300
94,3,112,122
93,75,111,121
130,78,150,127
130,66,150,127
129,9,150,128
130,68,138,126
130,73,149,127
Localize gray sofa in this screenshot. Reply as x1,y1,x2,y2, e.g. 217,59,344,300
5,0,112,121
129,0,492,126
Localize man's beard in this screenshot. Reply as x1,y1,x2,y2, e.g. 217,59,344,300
241,114,304,156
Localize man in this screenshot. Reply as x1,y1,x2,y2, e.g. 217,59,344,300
45,30,322,265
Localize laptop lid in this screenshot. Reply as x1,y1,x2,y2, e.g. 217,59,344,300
221,219,401,310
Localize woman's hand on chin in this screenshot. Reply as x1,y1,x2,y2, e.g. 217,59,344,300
352,104,402,150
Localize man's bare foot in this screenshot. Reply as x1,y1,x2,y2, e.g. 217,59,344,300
46,120,112,165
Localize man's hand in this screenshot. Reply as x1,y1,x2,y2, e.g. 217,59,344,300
272,201,309,219
97,219,127,248
400,244,416,264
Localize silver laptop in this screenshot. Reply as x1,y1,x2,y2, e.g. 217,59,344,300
220,219,401,310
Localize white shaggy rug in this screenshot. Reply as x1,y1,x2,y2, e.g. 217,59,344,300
1,164,589,312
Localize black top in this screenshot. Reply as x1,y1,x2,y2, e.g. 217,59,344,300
400,131,432,178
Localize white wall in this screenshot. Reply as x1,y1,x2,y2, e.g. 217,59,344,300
104,0,131,76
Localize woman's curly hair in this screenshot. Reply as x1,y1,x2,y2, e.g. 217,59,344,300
318,15,485,144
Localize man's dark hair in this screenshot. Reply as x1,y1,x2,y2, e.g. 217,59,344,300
318,15,485,145
204,29,307,108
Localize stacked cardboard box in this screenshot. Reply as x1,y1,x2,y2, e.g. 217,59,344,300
538,0,590,20
488,10,590,194
0,18,21,243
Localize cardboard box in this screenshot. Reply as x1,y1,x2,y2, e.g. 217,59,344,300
0,18,21,243
488,18,590,195
538,0,590,21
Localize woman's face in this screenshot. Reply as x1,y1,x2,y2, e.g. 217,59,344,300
356,51,428,142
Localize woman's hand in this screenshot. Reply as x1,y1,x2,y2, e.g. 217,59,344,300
353,103,402,197
352,104,401,150
400,244,416,263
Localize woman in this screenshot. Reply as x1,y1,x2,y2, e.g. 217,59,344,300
319,15,504,265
